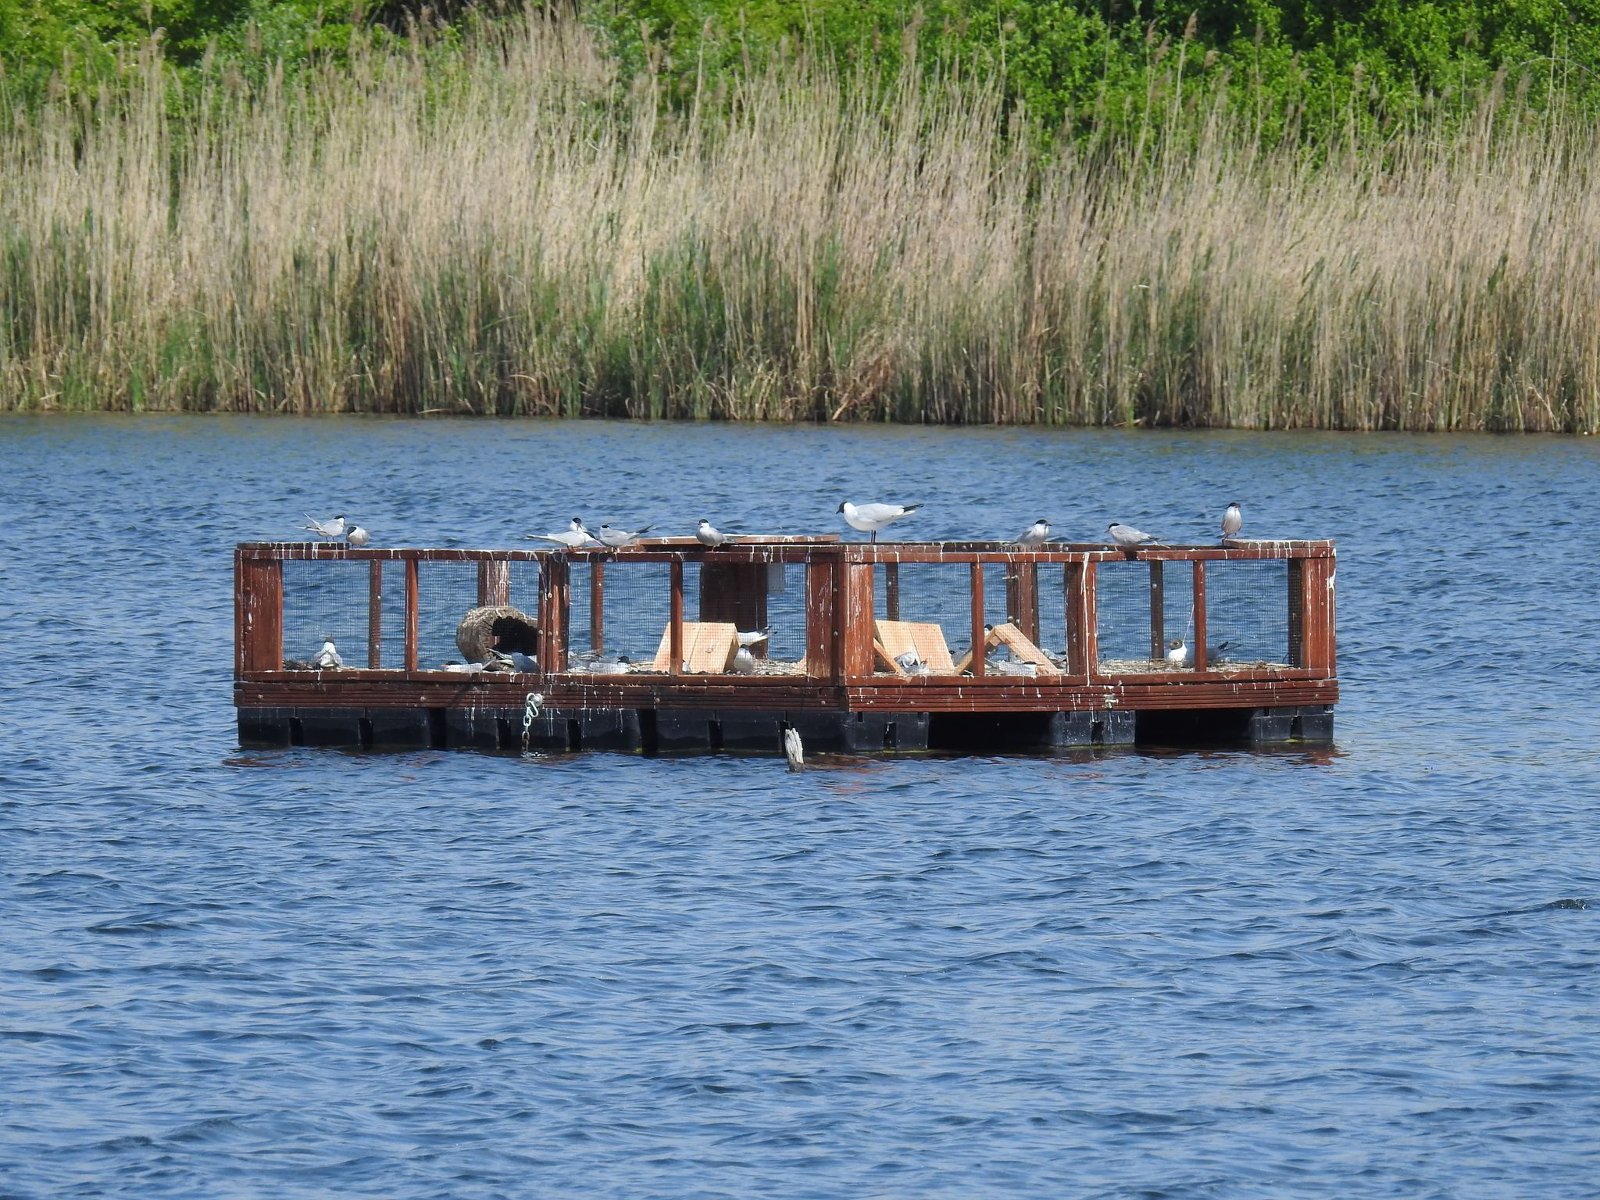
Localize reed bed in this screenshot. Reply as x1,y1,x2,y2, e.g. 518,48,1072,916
4,15,1600,430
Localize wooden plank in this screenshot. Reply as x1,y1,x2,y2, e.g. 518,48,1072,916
1287,557,1305,666
669,557,684,677
1066,562,1099,676
539,556,568,674
477,560,510,606
238,556,283,672
969,562,986,678
1005,561,1039,643
990,622,1062,674
1148,560,1166,660
404,558,420,673
698,561,768,652
652,622,738,673
1300,556,1336,671
840,563,876,678
884,562,901,620
368,559,383,669
874,620,956,674
805,554,837,681
1191,561,1208,672
590,560,605,655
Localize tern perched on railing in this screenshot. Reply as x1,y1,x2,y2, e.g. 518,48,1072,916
838,500,922,542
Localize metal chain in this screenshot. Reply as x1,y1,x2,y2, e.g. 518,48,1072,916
520,691,544,754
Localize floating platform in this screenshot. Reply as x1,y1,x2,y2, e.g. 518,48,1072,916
235,535,1337,756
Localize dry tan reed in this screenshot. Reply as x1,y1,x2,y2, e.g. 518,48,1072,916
3,17,1599,430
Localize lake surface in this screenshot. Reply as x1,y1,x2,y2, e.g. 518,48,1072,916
3,416,1598,1198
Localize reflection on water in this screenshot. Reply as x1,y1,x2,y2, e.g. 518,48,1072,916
3,416,1600,1198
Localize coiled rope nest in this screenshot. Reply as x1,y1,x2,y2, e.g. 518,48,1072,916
456,605,540,662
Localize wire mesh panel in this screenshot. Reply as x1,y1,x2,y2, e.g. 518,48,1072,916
415,561,482,668
871,562,987,674
745,561,807,672
1205,560,1290,665
1095,560,1153,667
280,558,376,669
1095,559,1196,670
507,559,545,641
590,559,672,670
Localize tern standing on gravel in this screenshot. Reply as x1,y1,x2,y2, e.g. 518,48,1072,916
1221,501,1243,542
838,500,922,543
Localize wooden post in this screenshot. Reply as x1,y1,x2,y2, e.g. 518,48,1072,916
699,561,769,656
805,552,838,680
1191,561,1208,672
669,556,684,676
1148,560,1165,660
236,556,283,673
1298,555,1336,671
1064,561,1097,677
590,560,605,654
1006,561,1039,642
1287,557,1304,666
884,562,900,621
367,559,383,668
840,562,875,678
404,557,420,672
477,559,510,606
969,562,986,677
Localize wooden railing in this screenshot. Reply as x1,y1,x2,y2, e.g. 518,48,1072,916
235,538,1335,685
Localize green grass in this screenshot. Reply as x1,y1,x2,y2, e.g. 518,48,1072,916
3,16,1600,430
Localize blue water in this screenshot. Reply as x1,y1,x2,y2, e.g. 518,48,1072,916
3,416,1599,1198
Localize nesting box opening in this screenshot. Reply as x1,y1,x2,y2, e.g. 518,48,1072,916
456,605,541,662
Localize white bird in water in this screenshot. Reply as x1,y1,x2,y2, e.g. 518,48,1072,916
526,517,596,548
839,500,922,542
695,519,729,547
304,514,346,540
313,638,343,668
731,646,757,674
783,726,804,772
1165,638,1190,665
344,525,370,548
597,523,652,548
1013,518,1051,548
1107,522,1160,550
736,628,770,648
1221,501,1243,542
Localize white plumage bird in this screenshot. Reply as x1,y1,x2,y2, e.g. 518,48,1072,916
1107,522,1160,549
313,639,343,668
344,525,370,547
1165,638,1190,665
695,519,729,547
736,628,770,648
838,500,922,542
597,523,652,548
526,517,597,548
1221,501,1243,542
1013,518,1051,547
783,726,804,772
303,514,346,540
731,647,757,674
